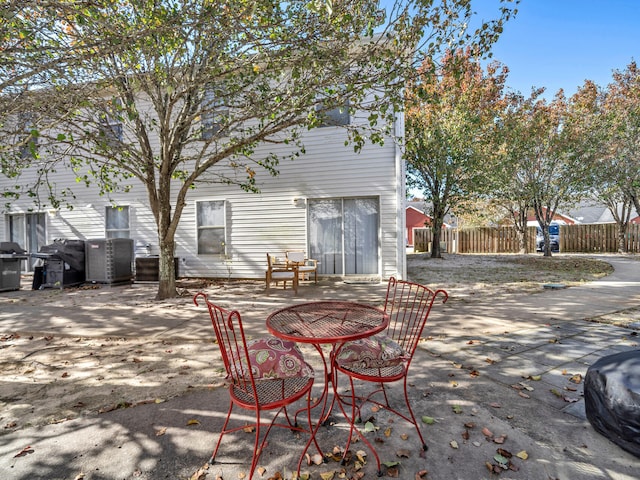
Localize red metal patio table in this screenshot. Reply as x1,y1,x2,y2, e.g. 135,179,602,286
266,301,389,459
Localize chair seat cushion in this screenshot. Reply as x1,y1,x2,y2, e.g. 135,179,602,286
336,334,407,369
242,337,313,380
271,271,296,279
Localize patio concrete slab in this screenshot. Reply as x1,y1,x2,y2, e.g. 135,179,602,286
1,255,639,479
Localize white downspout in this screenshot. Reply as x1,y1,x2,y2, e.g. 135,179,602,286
395,109,407,281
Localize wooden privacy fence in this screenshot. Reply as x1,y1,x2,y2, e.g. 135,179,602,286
413,223,640,254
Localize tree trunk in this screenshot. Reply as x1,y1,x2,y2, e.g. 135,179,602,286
155,181,178,300
430,201,447,259
618,223,628,253
515,208,529,254
157,239,177,300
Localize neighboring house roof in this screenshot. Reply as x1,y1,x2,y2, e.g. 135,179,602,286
566,202,640,224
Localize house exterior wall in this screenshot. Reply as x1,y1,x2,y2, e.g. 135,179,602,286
405,206,431,246
2,118,405,281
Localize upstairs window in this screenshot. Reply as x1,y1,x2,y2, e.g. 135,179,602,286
201,87,229,140
197,200,226,254
98,100,124,145
18,113,39,159
316,99,350,127
106,206,130,238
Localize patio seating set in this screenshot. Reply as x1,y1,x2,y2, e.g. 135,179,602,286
265,251,318,294
194,277,449,479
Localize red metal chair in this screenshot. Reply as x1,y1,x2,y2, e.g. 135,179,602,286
332,278,448,475
194,292,320,479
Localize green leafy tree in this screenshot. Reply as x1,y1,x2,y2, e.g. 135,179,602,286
520,86,600,256
1,0,518,298
485,89,546,253
597,60,640,251
405,47,509,258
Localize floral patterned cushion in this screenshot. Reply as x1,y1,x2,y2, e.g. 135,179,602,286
336,334,407,369
239,337,313,380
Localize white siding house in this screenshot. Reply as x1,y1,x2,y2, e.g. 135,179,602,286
1,102,407,282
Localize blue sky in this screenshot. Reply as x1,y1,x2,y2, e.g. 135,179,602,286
478,0,640,98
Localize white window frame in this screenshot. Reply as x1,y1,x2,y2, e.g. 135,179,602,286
196,200,226,255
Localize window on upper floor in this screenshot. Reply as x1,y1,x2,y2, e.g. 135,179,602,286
106,206,130,238
98,100,124,145
18,112,39,159
316,98,350,128
196,200,226,254
201,87,229,140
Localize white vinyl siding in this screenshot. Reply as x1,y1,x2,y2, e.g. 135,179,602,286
0,94,404,280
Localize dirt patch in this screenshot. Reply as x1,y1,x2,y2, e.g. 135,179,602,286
407,252,615,303
0,332,221,431
0,253,630,436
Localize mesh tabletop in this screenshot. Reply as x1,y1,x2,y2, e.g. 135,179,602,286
266,301,388,344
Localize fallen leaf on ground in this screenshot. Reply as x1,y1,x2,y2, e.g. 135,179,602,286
450,440,459,449
189,463,209,480
186,419,200,426
421,416,435,425
516,450,529,460
156,427,167,436
570,374,583,384
386,466,399,477
482,427,493,438
306,453,324,465
396,449,411,458
14,446,34,457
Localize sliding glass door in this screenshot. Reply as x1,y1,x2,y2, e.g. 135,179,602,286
308,197,379,275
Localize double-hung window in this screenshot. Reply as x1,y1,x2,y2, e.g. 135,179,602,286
197,200,226,254
201,87,228,140
98,100,124,145
106,206,130,238
18,112,38,159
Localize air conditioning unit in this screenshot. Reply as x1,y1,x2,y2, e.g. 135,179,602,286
85,238,134,284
